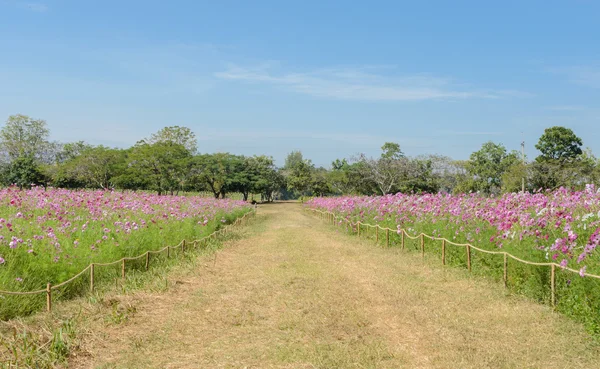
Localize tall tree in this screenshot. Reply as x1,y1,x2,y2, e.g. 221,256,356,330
145,126,198,154
0,114,50,161
356,142,407,195
535,126,583,162
464,141,520,194
65,146,126,189
126,142,191,195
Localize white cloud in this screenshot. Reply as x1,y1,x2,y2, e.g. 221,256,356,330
550,65,600,88
215,64,525,102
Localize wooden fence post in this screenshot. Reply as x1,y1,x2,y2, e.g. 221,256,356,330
182,240,186,253
401,231,405,250
46,283,52,312
357,222,361,237
90,264,95,292
551,264,556,307
442,240,446,265
145,251,150,270
167,246,170,258
420,234,425,258
386,229,389,247
376,227,379,244
466,245,472,272
122,259,126,279
503,253,508,288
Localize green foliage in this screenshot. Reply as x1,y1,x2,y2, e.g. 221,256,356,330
145,125,198,154
2,156,45,189
380,142,404,160
283,150,315,196
463,141,520,194
0,114,50,160
535,126,583,162
126,142,191,195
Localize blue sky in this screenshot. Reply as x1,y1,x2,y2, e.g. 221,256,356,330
0,0,599,166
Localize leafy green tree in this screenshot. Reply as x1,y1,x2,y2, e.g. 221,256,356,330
65,146,126,189
284,150,305,170
0,114,50,160
463,141,520,194
125,142,191,195
501,162,528,193
247,155,282,201
145,126,198,154
190,153,237,198
535,126,583,162
2,156,44,189
311,167,331,196
531,127,587,190
282,151,314,196
381,142,404,160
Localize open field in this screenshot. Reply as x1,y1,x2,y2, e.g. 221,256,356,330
62,202,600,368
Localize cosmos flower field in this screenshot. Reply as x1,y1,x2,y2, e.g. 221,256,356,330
0,187,252,317
306,186,600,334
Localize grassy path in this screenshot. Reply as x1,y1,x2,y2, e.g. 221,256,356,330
75,202,599,369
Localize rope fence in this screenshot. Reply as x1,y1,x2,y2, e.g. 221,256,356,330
0,208,257,313
307,208,600,308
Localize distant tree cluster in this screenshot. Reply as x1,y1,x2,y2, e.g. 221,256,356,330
0,115,283,201
280,126,599,197
1,114,597,198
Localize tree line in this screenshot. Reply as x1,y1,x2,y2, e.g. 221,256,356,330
0,114,283,201
272,126,600,196
1,114,598,199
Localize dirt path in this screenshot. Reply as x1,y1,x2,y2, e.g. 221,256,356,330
76,203,599,369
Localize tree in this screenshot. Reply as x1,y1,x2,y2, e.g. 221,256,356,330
356,142,408,195
247,155,282,201
282,151,314,197
190,153,240,198
284,150,305,170
125,142,191,195
2,156,44,189
286,160,314,196
311,167,331,196
535,126,583,163
65,146,126,189
0,114,50,161
145,126,198,154
463,141,520,194
381,142,404,160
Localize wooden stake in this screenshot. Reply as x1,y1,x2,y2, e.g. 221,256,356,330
466,245,472,272
376,227,379,243
121,259,126,279
386,229,389,247
145,251,150,270
420,234,425,258
442,240,446,265
357,222,361,237
551,264,556,307
182,239,186,253
401,231,405,250
503,253,508,288
46,283,52,312
90,264,95,292
167,246,170,258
